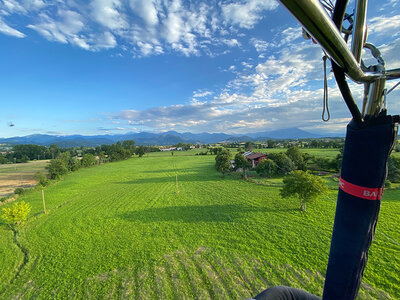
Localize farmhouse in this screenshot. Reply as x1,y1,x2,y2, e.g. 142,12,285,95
244,151,267,167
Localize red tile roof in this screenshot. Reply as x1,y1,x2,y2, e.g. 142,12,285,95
246,153,267,160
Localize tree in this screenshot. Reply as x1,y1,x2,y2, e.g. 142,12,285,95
0,153,6,164
1,201,31,225
122,140,135,155
387,156,400,182
234,153,251,178
48,144,61,159
332,146,344,172
215,149,231,178
268,153,296,175
69,156,82,171
98,151,106,164
13,144,47,161
136,146,145,157
19,155,29,163
256,159,277,177
209,147,222,155
245,141,253,151
82,153,97,167
267,139,276,148
280,170,329,211
312,157,332,171
286,147,306,170
46,157,69,179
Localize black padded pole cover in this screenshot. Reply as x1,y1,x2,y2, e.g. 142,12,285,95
323,114,398,299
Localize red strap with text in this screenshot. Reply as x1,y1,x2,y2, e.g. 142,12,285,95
339,177,383,200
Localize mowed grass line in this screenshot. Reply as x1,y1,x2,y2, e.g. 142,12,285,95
0,153,399,299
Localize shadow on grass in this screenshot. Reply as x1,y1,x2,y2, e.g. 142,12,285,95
120,204,251,223
113,171,228,184
119,204,299,223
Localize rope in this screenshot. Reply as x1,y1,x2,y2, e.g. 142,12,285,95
322,55,331,122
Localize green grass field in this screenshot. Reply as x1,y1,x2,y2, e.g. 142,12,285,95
1,151,399,299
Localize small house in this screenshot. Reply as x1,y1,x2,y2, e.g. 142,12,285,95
244,152,267,168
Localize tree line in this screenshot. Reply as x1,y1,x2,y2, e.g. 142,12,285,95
214,147,330,212
0,141,163,165
217,146,400,183
215,146,343,178
46,140,146,179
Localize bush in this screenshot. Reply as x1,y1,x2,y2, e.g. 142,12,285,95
256,159,277,177
69,156,82,171
385,180,392,189
35,171,49,187
388,156,400,183
82,153,97,167
46,157,69,179
196,151,208,155
14,187,25,195
1,201,31,225
268,153,296,175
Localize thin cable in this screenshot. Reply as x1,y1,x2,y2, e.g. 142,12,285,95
377,230,400,247
387,81,400,95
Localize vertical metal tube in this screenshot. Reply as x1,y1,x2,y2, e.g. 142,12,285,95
361,83,370,117
366,78,386,117
351,0,368,64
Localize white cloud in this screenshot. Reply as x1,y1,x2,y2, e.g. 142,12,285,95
0,0,280,56
221,0,278,29
93,31,117,49
368,15,400,37
242,61,252,68
222,38,240,47
378,37,400,67
162,0,184,44
90,0,128,31
280,27,302,45
136,40,163,55
27,9,119,51
27,10,85,44
193,90,213,98
0,16,25,37
129,0,159,26
109,22,349,134
2,0,27,14
250,38,269,52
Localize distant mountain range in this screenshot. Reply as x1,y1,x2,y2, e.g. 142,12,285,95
0,128,341,148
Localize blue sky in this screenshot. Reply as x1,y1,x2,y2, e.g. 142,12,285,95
0,0,399,138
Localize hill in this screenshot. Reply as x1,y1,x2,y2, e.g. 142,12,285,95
0,151,398,298
0,128,334,147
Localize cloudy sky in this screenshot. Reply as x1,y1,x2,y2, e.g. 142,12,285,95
0,0,399,138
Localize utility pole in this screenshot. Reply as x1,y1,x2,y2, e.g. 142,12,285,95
42,189,46,214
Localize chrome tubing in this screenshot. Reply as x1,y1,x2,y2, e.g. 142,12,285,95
366,78,386,117
386,68,400,80
351,0,368,64
279,0,379,83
